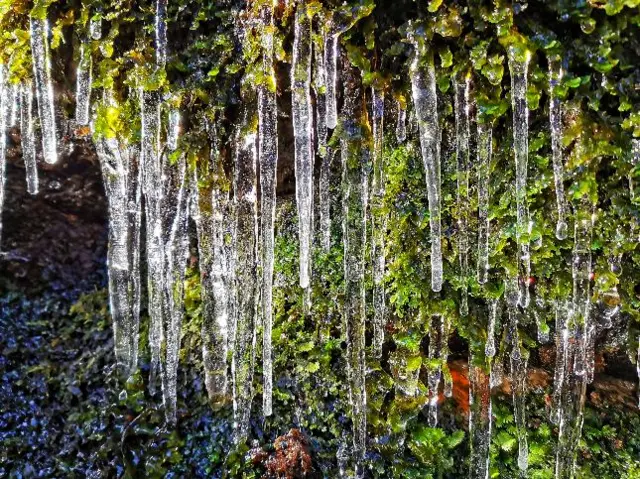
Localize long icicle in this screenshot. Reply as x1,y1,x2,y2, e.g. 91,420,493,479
411,43,442,292
506,277,528,473
469,348,492,479
477,122,492,284
232,115,258,444
194,118,229,405
454,73,471,316
0,66,8,246
324,32,339,129
96,96,142,377
427,314,445,427
258,1,278,417
315,25,332,252
141,88,164,393
371,86,387,358
30,16,58,165
508,48,532,308
162,141,190,425
292,2,314,290
341,60,368,478
20,82,39,195
76,40,92,126
396,98,406,143
548,56,568,240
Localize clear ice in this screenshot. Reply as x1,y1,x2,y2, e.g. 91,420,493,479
258,2,278,417
20,82,39,195
508,49,531,307
548,57,568,240
76,41,92,126
411,44,442,292
292,4,314,289
477,123,492,284
454,74,471,315
30,16,58,165
231,117,258,444
371,86,387,358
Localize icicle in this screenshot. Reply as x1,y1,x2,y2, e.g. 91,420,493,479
155,0,168,68
30,16,58,165
76,41,92,126
258,2,278,417
341,61,368,476
427,315,446,426
371,86,387,358
167,109,181,152
141,89,164,392
193,121,230,405
292,3,314,289
395,99,406,143
572,214,594,379
477,123,492,284
232,118,258,444
506,277,528,472
551,301,568,425
9,84,19,128
469,351,492,479
549,57,568,240
96,103,142,377
162,152,190,424
410,44,442,292
454,74,471,316
20,82,38,195
485,300,498,358
324,33,339,129
315,28,332,252
508,48,531,308
0,65,8,246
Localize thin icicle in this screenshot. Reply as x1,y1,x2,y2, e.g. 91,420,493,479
454,74,471,316
162,152,190,424
477,123,492,284
76,41,92,126
427,315,446,427
193,121,230,405
155,0,168,68
232,119,258,444
549,57,568,240
30,16,58,165
258,2,278,417
341,62,368,477
0,66,8,246
396,99,406,143
371,86,387,358
469,351,492,479
167,109,181,151
141,89,164,392
20,82,38,195
324,33,339,129
485,300,498,358
506,277,528,472
508,48,531,308
410,44,442,292
315,29,332,252
551,300,569,425
292,3,314,289
572,213,594,379
9,84,20,128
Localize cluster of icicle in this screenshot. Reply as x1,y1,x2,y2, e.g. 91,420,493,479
2,2,640,479
0,16,59,246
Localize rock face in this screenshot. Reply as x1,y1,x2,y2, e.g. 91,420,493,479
0,127,107,295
